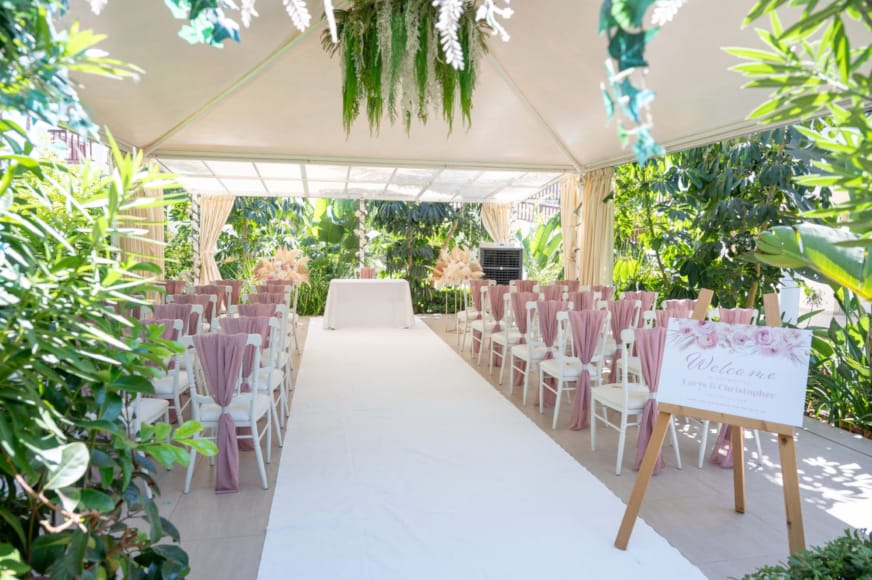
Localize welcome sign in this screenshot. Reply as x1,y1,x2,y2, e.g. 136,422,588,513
658,318,812,427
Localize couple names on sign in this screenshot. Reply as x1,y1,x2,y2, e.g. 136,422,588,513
659,319,812,427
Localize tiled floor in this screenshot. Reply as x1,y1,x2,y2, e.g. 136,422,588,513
152,316,872,579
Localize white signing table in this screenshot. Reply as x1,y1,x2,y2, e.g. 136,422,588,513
323,279,415,330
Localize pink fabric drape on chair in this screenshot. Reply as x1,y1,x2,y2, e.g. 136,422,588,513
510,291,537,386
513,280,537,293
542,284,564,301
164,280,186,296
151,303,195,335
592,285,615,300
249,293,286,305
709,307,757,468
663,298,696,311
171,294,213,329
195,284,226,314
212,280,244,306
607,300,639,382
258,284,290,295
469,279,489,312
360,267,376,279
534,300,569,407
621,291,657,316
567,291,596,311
488,285,510,366
633,327,668,474
238,303,277,317
656,303,694,328
568,309,608,430
193,332,247,493
560,280,580,292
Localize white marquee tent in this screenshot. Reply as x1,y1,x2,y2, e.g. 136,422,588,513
64,0,770,203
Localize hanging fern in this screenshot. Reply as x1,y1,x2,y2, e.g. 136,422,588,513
321,0,490,135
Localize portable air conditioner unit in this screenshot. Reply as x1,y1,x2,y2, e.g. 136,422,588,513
478,244,523,285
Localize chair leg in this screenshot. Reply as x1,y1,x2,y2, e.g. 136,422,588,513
552,378,562,430
616,414,628,476
538,367,545,415
477,333,486,366
753,428,763,462
269,395,283,448
668,417,682,470
173,395,184,424
590,401,598,451
698,420,710,469
183,447,197,494
251,420,269,489
499,349,508,385
488,344,495,374
522,364,530,406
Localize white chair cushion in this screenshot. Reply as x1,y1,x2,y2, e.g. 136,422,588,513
128,397,169,426
540,357,583,379
152,371,190,396
257,367,283,391
491,330,522,346
592,383,649,413
198,394,272,423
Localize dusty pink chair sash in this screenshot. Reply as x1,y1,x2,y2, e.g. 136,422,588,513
257,284,289,294
656,304,693,327
151,303,195,335
560,280,580,292
237,303,277,317
633,327,667,475
195,284,226,314
663,298,696,311
219,280,245,306
542,284,564,301
219,317,271,378
568,309,608,430
267,279,295,286
360,267,376,279
592,285,615,301
249,293,286,305
513,280,537,293
567,291,596,311
510,292,538,386
171,294,213,327
193,333,247,494
489,285,509,331
164,280,186,296
710,307,757,468
534,300,569,407
469,279,489,312
622,291,656,316
608,299,640,382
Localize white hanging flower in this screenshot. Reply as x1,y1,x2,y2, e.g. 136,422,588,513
433,0,467,70
475,0,512,42
88,0,108,15
283,0,312,32
651,0,687,26
241,0,259,27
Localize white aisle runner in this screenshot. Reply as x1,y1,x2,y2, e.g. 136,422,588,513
258,320,703,579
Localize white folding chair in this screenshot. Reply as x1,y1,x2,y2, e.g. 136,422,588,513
509,301,549,405
148,320,192,423
489,292,522,379
184,333,272,493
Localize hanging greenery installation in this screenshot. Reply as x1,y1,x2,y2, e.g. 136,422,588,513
322,0,494,135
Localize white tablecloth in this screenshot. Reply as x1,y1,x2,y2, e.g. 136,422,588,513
322,279,415,330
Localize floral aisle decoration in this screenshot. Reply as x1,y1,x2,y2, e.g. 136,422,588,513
253,248,310,284
431,246,485,289
321,0,512,134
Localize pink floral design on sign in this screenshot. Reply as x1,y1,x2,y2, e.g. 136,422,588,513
666,318,810,366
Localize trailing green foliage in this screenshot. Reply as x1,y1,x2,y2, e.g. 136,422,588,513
744,528,872,579
728,0,871,299
322,0,489,134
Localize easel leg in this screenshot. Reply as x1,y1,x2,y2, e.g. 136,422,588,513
778,433,806,554
615,411,671,549
732,425,746,513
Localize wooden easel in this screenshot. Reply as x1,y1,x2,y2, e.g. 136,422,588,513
615,293,806,555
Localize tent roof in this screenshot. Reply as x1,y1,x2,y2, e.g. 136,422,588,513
65,0,766,201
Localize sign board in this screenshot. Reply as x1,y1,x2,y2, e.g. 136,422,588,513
658,318,812,427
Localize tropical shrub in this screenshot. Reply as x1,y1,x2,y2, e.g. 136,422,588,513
516,213,563,285
1,2,213,576
743,528,872,579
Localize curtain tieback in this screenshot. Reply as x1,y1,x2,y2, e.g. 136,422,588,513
580,363,597,373
648,392,658,400
221,405,230,414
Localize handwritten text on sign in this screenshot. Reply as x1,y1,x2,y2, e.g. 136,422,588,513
658,319,812,427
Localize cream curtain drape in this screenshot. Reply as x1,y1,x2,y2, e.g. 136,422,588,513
577,168,615,286
198,195,235,284
559,174,581,280
481,202,512,243
118,166,165,276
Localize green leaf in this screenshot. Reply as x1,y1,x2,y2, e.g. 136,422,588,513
831,18,850,84
79,489,116,513
40,443,90,490
0,543,30,576
172,420,204,440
